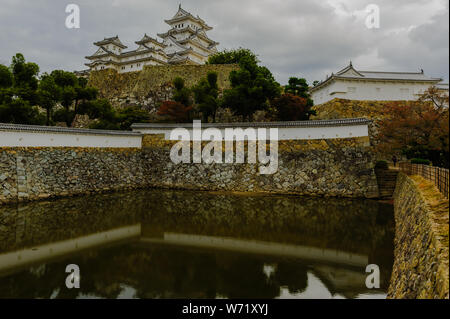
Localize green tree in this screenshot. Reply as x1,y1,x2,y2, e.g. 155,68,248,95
192,72,219,122
221,53,280,121
0,64,13,89
207,48,259,65
11,53,39,90
0,99,45,125
172,77,192,107
10,53,40,105
116,106,151,130
0,54,44,125
49,70,78,126
42,70,98,126
284,77,313,105
37,73,61,125
86,101,151,130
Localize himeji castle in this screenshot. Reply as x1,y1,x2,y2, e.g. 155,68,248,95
84,5,219,73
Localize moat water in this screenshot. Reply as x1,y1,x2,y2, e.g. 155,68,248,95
0,189,394,299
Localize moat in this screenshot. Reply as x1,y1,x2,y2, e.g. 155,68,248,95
0,189,394,299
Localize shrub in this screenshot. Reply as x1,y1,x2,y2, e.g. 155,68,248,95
375,160,389,169
410,158,431,165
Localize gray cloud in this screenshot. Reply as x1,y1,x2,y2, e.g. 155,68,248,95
0,0,448,84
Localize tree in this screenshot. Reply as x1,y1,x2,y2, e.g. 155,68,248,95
115,106,151,130
272,93,315,121
10,53,39,90
207,48,259,65
376,90,449,167
78,100,150,130
0,64,13,89
418,85,449,109
9,53,40,105
155,77,193,123
284,77,313,101
37,73,61,125
1,53,99,126
0,54,44,125
221,52,281,121
172,77,192,107
77,98,115,122
0,98,45,125
157,101,193,123
41,70,98,126
48,70,78,126
192,72,219,122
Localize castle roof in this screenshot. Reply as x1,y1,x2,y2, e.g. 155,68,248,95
94,36,127,49
85,54,167,67
164,5,212,30
86,44,167,61
135,34,166,47
311,62,443,92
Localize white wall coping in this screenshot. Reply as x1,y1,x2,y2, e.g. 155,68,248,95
131,118,371,141
0,123,142,148
0,123,141,136
131,118,371,129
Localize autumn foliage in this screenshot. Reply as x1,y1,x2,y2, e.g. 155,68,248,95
376,87,449,167
272,93,313,121
157,100,192,123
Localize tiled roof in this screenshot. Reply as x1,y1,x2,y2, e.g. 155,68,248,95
311,62,443,91
349,71,441,81
131,118,372,130
0,123,141,136
164,5,212,30
94,36,128,49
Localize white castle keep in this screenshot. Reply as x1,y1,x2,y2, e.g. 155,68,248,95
84,5,219,74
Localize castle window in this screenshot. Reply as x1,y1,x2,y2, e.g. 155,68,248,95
348,87,356,93
376,88,381,92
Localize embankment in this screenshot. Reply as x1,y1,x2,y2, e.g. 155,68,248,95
388,173,449,299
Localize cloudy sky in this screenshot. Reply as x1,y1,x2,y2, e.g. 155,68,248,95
0,0,448,84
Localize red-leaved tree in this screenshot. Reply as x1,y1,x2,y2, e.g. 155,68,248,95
271,93,314,121
157,101,193,123
376,87,449,167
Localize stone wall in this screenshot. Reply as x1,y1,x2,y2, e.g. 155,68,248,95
388,173,449,299
311,98,417,140
142,135,379,198
0,135,379,205
311,98,418,161
0,147,151,204
88,64,239,111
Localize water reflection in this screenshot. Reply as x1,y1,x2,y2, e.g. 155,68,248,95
0,190,394,299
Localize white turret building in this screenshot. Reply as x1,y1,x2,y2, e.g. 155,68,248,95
310,62,447,105
84,5,219,73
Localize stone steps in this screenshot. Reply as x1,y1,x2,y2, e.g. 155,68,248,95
375,169,399,198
